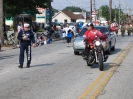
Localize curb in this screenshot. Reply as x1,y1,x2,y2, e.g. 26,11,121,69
1,38,63,51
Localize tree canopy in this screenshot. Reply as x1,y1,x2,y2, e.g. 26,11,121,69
98,5,125,23
63,6,86,12
3,0,50,18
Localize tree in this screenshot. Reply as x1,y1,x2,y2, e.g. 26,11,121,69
98,5,125,23
63,6,86,12
3,0,50,18
52,7,59,16
98,5,110,21
2,0,50,45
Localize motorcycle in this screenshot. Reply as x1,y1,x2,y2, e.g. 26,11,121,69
83,36,106,71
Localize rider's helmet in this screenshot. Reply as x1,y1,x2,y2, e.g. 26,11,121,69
86,23,94,28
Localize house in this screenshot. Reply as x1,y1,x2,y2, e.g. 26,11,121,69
52,11,85,23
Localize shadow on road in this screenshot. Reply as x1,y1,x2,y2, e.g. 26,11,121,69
31,63,55,67
91,62,118,71
110,48,121,55
0,54,16,60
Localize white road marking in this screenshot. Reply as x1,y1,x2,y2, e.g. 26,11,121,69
0,71,9,75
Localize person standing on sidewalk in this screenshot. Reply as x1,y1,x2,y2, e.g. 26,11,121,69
17,22,23,33
17,23,36,68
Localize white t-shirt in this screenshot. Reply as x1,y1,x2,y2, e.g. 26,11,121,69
69,26,76,33
63,27,73,36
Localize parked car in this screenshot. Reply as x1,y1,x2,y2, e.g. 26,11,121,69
73,26,116,55
69,22,76,26
32,22,39,32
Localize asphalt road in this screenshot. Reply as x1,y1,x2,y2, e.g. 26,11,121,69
0,32,133,99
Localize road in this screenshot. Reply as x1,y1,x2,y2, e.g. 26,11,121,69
0,33,133,99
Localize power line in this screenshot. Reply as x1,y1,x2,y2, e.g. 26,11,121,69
65,0,75,6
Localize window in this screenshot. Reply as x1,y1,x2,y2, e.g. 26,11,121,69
54,19,58,23
64,19,67,23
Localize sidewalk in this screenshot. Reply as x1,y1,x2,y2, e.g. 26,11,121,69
1,38,62,51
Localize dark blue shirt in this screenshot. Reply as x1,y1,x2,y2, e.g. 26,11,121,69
17,30,35,45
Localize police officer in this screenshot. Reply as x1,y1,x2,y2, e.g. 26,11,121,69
17,23,36,68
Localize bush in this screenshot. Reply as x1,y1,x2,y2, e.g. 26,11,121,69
37,29,44,32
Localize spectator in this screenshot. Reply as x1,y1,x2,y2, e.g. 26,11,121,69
40,33,45,45
17,22,23,33
50,27,55,38
36,34,41,46
78,22,83,32
44,28,48,36
47,37,52,44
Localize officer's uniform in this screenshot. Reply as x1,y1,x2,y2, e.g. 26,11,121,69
17,24,35,68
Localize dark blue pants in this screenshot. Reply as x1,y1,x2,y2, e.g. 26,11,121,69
19,44,31,65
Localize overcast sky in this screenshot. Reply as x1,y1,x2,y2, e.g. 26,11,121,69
52,0,133,13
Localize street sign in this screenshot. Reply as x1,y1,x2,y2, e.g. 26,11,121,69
46,9,50,19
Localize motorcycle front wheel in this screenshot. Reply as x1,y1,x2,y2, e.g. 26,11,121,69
98,53,104,71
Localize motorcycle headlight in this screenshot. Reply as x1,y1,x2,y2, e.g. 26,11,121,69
95,41,101,46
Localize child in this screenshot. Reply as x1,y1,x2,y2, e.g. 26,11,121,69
40,33,45,45
36,35,41,46
47,37,52,44
67,29,72,47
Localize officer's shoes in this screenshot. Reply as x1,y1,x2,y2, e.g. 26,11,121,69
26,64,30,68
18,64,23,69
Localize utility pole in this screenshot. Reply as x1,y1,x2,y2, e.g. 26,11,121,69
115,6,117,22
109,0,112,24
119,0,121,25
93,0,96,12
90,0,92,22
0,0,3,44
93,0,96,25
48,0,52,32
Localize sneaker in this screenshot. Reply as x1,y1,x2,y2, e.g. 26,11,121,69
18,64,23,68
26,64,30,68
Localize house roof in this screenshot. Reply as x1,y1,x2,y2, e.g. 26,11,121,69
62,11,84,19
52,11,84,19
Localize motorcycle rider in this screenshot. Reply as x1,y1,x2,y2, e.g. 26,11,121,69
83,23,108,61
110,21,119,36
